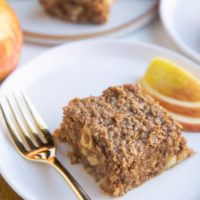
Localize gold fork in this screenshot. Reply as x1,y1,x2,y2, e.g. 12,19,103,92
0,92,91,200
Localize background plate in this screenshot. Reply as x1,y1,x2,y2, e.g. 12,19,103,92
8,0,158,45
160,0,200,64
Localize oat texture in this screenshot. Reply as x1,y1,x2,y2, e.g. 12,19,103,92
55,84,193,196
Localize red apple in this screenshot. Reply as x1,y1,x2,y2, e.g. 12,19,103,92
0,0,23,80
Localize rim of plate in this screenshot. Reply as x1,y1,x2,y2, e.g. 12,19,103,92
0,39,200,200
160,0,200,64
23,1,158,41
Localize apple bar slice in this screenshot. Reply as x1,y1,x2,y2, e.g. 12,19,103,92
39,0,113,24
55,84,193,196
140,58,200,131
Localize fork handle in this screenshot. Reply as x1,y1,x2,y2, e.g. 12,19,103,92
50,157,91,200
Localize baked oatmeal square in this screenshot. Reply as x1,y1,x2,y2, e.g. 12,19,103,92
55,84,193,196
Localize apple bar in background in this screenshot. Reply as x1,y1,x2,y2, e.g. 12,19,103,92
39,0,114,24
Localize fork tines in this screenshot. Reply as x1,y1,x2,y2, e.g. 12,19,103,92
0,92,53,154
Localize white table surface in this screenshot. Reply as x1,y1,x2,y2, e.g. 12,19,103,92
19,18,181,67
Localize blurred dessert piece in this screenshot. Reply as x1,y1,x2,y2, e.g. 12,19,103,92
39,0,113,24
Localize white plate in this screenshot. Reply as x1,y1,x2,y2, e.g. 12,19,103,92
0,40,200,200
8,0,158,45
160,0,200,63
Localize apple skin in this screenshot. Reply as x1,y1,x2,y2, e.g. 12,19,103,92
148,93,200,132
0,0,23,80
179,121,200,132
146,93,200,118
140,83,200,132
141,81,200,118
